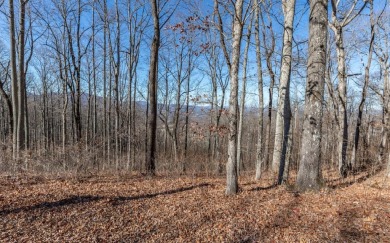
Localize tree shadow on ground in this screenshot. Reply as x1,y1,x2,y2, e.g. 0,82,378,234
0,195,103,216
0,183,212,215
249,184,277,191
110,183,211,205
328,166,382,189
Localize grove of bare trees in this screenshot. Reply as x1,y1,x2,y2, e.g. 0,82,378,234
0,0,389,194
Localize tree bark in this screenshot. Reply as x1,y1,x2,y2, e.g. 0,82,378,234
145,0,160,175
272,0,295,181
334,25,349,177
9,0,18,160
254,0,264,180
296,0,327,192
214,0,245,194
0,70,13,137
225,0,244,195
237,18,252,176
379,55,389,174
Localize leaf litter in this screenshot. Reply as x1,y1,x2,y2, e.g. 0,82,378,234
1,170,390,242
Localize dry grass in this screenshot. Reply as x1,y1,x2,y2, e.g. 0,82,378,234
1,170,390,242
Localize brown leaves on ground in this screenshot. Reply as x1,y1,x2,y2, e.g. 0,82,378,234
1,171,390,242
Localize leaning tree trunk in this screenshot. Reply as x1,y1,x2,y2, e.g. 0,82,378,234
296,0,327,192
272,0,295,183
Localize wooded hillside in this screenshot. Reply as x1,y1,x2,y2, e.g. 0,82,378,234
0,0,389,241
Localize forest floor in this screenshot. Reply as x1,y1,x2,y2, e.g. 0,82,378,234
1,169,390,242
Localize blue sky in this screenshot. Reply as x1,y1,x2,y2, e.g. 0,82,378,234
0,0,388,110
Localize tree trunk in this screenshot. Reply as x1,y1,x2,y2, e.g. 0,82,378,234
86,61,92,151
114,0,121,169
296,0,327,192
183,55,192,174
351,2,374,168
254,0,264,180
102,0,108,167
173,62,182,166
272,0,295,181
225,0,244,195
9,0,19,160
282,103,297,184
334,25,348,177
145,0,160,175
75,0,82,143
237,19,251,176
329,0,368,177
261,5,276,171
281,118,294,184
380,57,389,173
0,77,13,138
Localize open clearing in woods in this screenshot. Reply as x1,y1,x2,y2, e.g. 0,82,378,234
1,170,390,242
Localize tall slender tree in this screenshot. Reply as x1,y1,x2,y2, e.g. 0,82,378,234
261,1,276,172
272,0,296,183
329,0,368,177
10,0,19,159
237,15,252,175
350,0,375,168
254,0,264,180
145,0,160,175
214,0,245,195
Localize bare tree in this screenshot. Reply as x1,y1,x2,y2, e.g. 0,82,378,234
109,0,121,169
9,0,30,159
261,1,276,171
254,0,264,180
237,14,252,175
9,0,19,159
202,32,228,175
272,0,296,184
145,0,160,175
350,0,376,168
329,0,367,177
296,0,327,192
214,0,246,195
0,48,13,138
373,8,389,174
126,0,146,170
